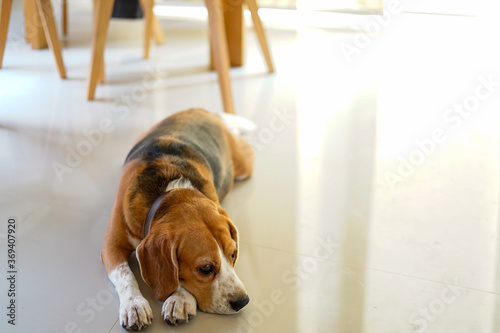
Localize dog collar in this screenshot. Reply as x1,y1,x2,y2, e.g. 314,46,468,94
143,190,174,237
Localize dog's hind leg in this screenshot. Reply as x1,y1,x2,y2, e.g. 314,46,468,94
227,133,255,181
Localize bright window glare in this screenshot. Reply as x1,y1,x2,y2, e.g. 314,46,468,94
153,4,373,30
154,1,494,28
154,5,208,20
297,0,382,11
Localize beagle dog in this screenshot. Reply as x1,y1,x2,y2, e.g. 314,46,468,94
101,109,254,330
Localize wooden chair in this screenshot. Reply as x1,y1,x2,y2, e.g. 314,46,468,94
57,0,164,84
0,0,66,77
87,0,274,114
60,0,164,42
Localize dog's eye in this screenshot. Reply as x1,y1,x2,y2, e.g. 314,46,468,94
198,265,214,275
231,253,236,261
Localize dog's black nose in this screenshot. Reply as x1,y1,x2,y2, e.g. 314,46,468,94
230,295,250,312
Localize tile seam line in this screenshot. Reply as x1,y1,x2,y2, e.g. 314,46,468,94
242,243,500,295
368,266,500,295
107,319,119,333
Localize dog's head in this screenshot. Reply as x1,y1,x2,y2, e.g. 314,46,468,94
136,190,249,314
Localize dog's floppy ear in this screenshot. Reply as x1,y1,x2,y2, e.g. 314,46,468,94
227,220,239,262
219,207,240,262
136,234,179,302
227,219,239,246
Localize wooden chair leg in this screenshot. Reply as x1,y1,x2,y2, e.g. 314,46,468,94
87,0,115,99
138,0,164,45
91,0,105,83
205,0,235,114
143,0,153,58
245,0,274,73
152,13,164,45
36,0,66,78
24,0,47,49
0,0,13,69
62,0,67,35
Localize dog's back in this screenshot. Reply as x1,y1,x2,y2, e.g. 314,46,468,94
125,109,234,201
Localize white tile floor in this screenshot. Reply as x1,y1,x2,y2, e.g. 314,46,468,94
1,2,500,333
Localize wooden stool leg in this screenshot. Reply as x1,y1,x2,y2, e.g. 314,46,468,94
62,0,67,35
36,0,66,78
245,0,274,73
0,0,13,69
87,0,115,99
138,0,164,45
143,0,153,58
205,0,235,114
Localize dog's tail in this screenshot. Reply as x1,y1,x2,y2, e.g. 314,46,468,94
219,113,256,136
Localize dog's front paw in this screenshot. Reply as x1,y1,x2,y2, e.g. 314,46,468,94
119,296,153,330
162,287,197,325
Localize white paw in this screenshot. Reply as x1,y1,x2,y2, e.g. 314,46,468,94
235,174,249,181
220,113,256,135
162,288,197,325
119,296,153,331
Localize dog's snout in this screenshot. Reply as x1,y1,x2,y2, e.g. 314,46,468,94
230,295,250,312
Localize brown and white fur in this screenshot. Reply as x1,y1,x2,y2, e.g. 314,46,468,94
101,109,254,330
